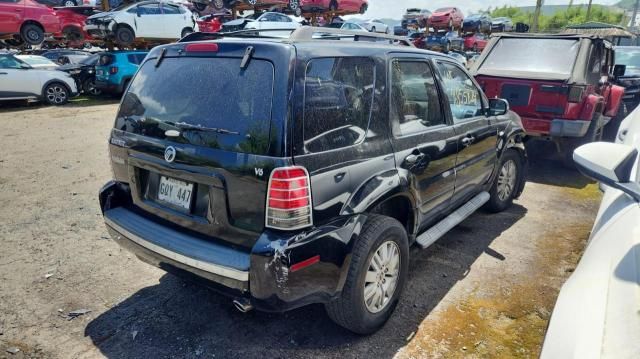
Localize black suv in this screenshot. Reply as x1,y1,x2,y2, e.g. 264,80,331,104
99,27,527,334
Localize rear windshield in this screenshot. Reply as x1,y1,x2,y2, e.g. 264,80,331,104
479,38,579,77
116,57,275,155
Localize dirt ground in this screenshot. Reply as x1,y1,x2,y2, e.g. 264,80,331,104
0,100,601,359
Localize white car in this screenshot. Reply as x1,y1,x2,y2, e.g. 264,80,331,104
360,19,389,34
541,110,640,358
0,53,77,105
224,12,300,37
15,55,59,70
84,1,198,46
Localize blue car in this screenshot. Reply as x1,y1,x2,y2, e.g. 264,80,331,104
426,31,464,52
462,13,492,33
95,51,148,94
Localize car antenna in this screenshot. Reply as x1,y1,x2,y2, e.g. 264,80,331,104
155,48,167,68
240,46,254,70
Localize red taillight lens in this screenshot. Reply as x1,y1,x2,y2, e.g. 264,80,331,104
109,66,118,74
266,166,312,230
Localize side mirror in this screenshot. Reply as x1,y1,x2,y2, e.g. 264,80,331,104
574,142,640,201
613,64,626,78
487,98,509,116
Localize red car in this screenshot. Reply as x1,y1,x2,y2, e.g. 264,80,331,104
299,0,368,14
52,6,100,48
429,7,464,30
0,0,61,45
463,33,488,52
197,14,223,33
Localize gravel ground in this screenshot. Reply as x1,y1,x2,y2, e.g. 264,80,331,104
0,101,601,359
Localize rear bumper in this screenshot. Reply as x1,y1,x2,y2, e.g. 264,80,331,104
99,181,363,312
522,118,591,138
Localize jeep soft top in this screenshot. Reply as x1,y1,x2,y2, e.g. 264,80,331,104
100,27,527,334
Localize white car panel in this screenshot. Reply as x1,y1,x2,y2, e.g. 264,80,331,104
0,54,77,102
541,110,640,359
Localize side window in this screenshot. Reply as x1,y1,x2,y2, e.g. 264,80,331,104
303,57,375,153
127,54,146,64
436,61,483,121
590,43,603,76
161,4,180,15
278,14,292,22
138,4,160,15
390,60,445,137
0,56,23,69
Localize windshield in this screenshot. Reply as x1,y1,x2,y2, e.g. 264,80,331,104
479,38,579,77
80,54,99,65
116,57,275,155
616,48,640,74
435,8,452,12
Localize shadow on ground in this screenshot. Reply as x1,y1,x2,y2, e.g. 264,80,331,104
0,96,118,113
525,141,594,189
85,204,528,358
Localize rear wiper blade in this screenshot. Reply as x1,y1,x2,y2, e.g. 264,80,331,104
171,122,241,136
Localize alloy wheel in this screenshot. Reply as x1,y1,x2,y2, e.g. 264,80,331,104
497,159,517,201
363,241,400,313
64,0,75,6
46,85,67,105
289,0,299,10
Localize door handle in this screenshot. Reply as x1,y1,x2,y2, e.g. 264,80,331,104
461,135,476,146
405,153,425,165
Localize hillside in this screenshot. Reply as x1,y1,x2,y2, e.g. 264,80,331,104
516,4,621,15
616,0,636,10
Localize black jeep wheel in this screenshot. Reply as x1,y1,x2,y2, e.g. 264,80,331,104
115,26,135,47
325,215,409,334
83,78,101,96
21,23,44,46
485,149,523,213
43,82,69,106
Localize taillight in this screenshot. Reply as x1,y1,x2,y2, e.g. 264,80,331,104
568,85,585,103
109,66,118,74
266,166,313,230
185,43,219,52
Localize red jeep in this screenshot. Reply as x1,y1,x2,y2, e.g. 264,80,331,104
0,0,61,46
470,34,625,166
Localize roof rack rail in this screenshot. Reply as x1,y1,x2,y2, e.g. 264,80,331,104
179,26,414,47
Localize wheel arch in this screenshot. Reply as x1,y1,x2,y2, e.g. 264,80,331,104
21,20,44,32
41,79,72,99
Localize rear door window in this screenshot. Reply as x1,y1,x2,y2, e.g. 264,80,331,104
116,57,275,155
303,57,375,153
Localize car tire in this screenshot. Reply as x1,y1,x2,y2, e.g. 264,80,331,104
83,78,101,96
448,19,453,30
485,149,523,213
445,41,451,52
604,102,627,142
20,23,45,46
473,43,478,52
212,0,225,10
247,0,257,5
43,82,70,106
181,27,193,38
193,2,207,11
359,3,367,14
63,0,77,6
325,215,409,335
115,26,135,47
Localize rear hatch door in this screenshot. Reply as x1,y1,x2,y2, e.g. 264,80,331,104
110,42,292,249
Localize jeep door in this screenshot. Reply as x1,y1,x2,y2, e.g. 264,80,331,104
434,59,499,203
388,56,458,228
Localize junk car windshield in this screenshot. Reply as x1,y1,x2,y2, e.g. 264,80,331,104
616,48,640,74
478,38,579,78
115,57,275,155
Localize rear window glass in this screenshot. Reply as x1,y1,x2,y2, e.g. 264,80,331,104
479,38,579,77
303,57,375,153
116,57,275,155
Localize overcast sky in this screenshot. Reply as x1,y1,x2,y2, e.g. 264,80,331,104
361,0,620,20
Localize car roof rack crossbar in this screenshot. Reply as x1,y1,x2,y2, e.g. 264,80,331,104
290,27,414,47
179,26,414,47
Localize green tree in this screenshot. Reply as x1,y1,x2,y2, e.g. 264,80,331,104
488,5,623,32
